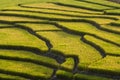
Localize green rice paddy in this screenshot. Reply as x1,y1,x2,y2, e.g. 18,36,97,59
0,0,120,80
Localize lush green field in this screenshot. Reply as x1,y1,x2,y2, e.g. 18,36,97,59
0,0,120,80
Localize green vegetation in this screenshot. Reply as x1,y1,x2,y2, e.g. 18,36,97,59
89,55,120,74
0,59,53,80
23,3,102,14
56,70,73,80
105,9,120,15
36,25,102,68
74,73,111,80
58,22,120,46
60,58,74,71
0,0,120,79
0,50,59,68
101,24,120,33
0,73,27,80
80,0,120,8
84,35,120,56
0,28,47,51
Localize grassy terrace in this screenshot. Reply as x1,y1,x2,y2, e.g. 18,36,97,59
0,73,27,80
0,11,78,20
0,59,53,80
0,50,59,68
58,22,120,47
20,3,103,14
101,24,120,33
37,31,102,68
105,9,120,15
53,1,112,11
84,35,120,56
56,70,111,80
0,16,44,22
60,58,74,71
20,23,102,69
89,55,120,75
0,0,120,80
0,28,47,51
2,6,118,21
79,0,120,8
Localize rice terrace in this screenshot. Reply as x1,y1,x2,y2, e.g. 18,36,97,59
0,0,120,80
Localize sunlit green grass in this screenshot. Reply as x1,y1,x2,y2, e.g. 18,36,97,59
105,9,120,15
0,0,71,9
0,10,77,20
0,23,12,27
89,55,120,73
19,23,60,31
28,23,103,69
81,0,120,8
101,24,120,33
85,18,115,24
0,73,27,80
0,15,44,22
56,70,111,80
58,0,112,11
22,3,102,14
61,58,74,71
0,0,119,79
84,35,120,56
0,28,47,51
110,21,120,26
58,22,120,46
0,50,59,68
0,59,53,79
74,73,111,80
3,5,116,20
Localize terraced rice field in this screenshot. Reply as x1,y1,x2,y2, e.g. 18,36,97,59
0,0,120,80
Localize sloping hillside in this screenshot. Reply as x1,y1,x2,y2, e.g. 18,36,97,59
0,0,120,80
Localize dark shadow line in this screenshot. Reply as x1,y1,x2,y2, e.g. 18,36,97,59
78,68,120,79
14,24,66,64
107,53,120,57
15,24,53,51
0,20,53,51
51,22,106,57
1,9,118,20
0,68,48,80
0,45,46,57
110,22,120,26
10,20,120,49
76,0,120,9
53,22,120,57
0,77,19,80
0,55,58,69
52,2,104,11
0,13,83,22
104,10,120,16
86,67,120,79
35,30,62,32
0,13,118,79
109,0,120,4
9,20,120,78
100,25,120,35
72,56,79,74
0,13,118,23
0,20,65,64
90,34,120,47
81,35,106,58
0,72,28,80
7,19,120,48
0,26,13,29
18,4,102,15
55,20,120,47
